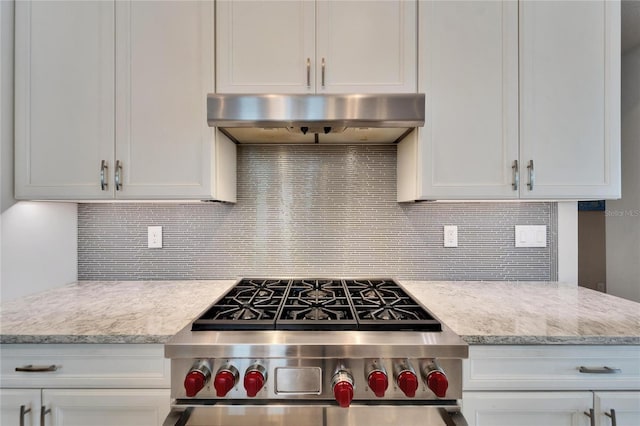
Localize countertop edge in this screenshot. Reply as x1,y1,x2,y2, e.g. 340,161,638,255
461,335,640,345
2,335,640,346
0,335,172,345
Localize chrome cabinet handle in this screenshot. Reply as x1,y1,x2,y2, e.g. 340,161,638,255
584,408,595,426
321,57,326,88
40,406,51,426
579,366,621,374
605,409,617,426
100,160,108,191
512,160,519,190
527,160,534,190
20,405,31,426
115,160,123,191
306,58,311,88
15,365,58,373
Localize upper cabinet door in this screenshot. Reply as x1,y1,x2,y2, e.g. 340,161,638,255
316,0,417,93
519,0,621,200
216,1,315,94
413,0,518,200
14,1,115,200
115,1,220,200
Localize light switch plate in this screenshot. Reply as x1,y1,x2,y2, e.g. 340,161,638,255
148,226,162,248
444,225,458,247
515,225,546,248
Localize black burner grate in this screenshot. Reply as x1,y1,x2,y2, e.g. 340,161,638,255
191,278,441,332
191,279,287,330
277,279,357,330
345,279,442,331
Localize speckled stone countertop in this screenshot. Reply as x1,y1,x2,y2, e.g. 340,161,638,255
0,280,236,344
400,281,640,345
1,280,638,345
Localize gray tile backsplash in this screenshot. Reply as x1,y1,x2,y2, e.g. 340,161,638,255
78,145,557,281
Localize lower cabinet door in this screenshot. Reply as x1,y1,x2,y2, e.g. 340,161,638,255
0,389,41,426
42,389,170,426
594,391,640,426
463,391,593,426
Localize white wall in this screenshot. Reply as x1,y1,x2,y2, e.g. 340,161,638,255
0,0,77,303
606,45,640,303
558,202,578,284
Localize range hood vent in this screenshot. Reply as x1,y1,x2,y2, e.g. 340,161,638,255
207,93,425,144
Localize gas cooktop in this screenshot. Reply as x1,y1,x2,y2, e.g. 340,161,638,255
191,278,442,332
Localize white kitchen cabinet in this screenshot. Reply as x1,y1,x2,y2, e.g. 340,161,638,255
398,1,518,201
0,344,171,426
14,0,115,200
216,0,416,94
519,0,620,200
594,392,640,426
399,0,620,202
15,0,236,202
463,391,593,426
462,346,640,426
464,391,640,426
216,0,314,94
43,389,169,426
0,389,40,426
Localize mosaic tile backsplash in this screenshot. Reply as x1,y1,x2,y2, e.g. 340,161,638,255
78,145,557,281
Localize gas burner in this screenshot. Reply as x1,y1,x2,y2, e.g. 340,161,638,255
288,279,347,301
191,278,442,331
283,305,348,321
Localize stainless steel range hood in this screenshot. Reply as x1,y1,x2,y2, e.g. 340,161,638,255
207,93,425,144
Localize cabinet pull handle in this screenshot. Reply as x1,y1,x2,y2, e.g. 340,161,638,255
100,160,108,191
321,57,326,88
115,160,123,191
527,160,534,190
20,405,31,426
40,406,51,426
306,58,311,88
15,365,58,373
578,366,621,374
605,409,617,426
584,408,595,426
512,160,519,190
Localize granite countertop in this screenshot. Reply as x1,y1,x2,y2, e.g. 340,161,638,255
401,281,640,345
0,280,236,344
1,280,639,345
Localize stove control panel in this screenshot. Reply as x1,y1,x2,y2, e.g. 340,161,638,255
173,357,461,402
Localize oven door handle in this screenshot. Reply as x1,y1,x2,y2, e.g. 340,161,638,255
164,406,467,426
439,408,468,426
163,407,192,426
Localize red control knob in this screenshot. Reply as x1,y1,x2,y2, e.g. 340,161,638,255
214,370,236,397
426,371,448,398
397,371,418,397
368,370,388,397
244,370,265,397
333,381,354,408
184,371,206,397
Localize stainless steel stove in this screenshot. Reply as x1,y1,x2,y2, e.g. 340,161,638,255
164,278,469,426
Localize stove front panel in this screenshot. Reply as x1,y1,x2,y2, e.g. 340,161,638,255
170,357,463,401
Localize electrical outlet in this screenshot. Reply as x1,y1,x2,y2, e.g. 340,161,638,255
148,226,162,248
444,225,458,248
515,225,546,247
